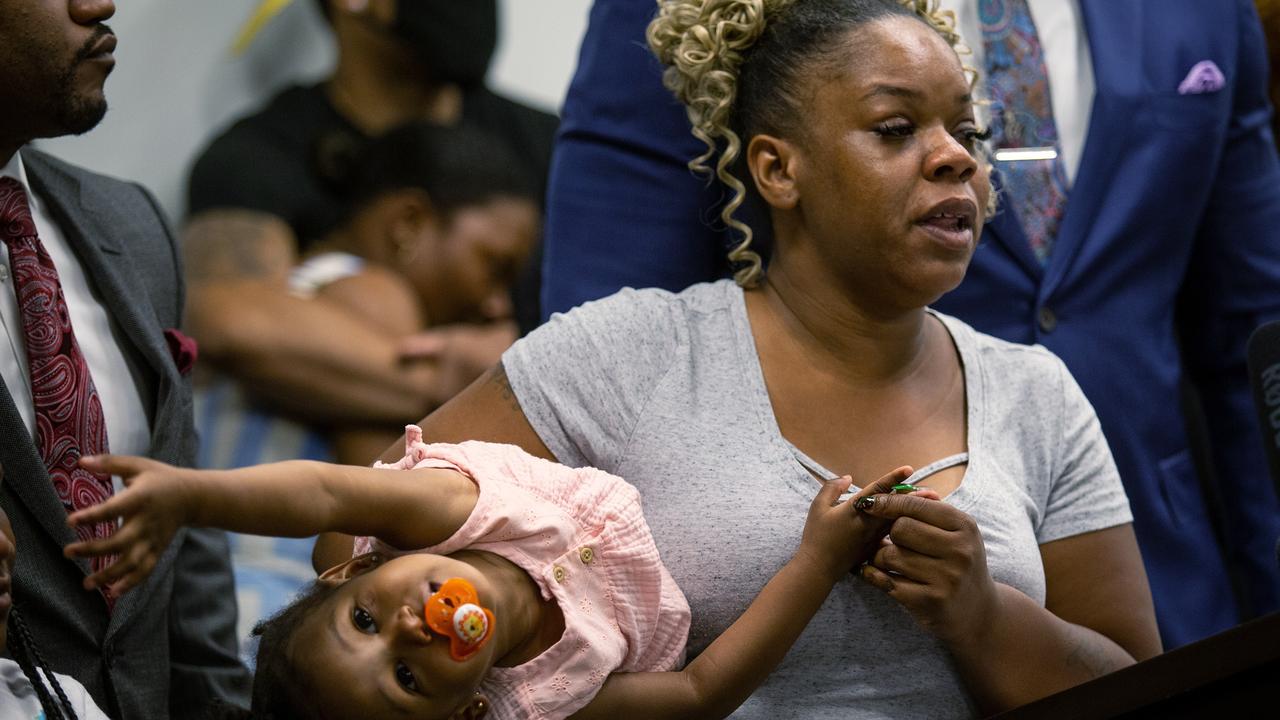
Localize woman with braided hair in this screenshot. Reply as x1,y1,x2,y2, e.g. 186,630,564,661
320,0,1162,716
0,501,107,719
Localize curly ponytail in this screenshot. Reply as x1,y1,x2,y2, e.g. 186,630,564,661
647,0,973,287
647,0,785,287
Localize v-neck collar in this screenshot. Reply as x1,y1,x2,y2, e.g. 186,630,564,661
728,283,986,512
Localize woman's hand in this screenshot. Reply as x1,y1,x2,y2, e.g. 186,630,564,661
796,466,926,582
64,454,196,595
856,493,998,647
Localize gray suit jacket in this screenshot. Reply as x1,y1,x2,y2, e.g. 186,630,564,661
0,149,250,718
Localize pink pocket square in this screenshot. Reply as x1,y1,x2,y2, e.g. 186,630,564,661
163,328,198,376
1177,60,1225,95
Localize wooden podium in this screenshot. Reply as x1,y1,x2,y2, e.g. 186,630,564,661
988,611,1280,719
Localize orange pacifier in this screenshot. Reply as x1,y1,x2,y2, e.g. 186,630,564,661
424,578,496,662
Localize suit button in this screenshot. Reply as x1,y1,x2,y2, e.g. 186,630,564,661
579,547,594,565
553,565,567,583
1038,307,1058,333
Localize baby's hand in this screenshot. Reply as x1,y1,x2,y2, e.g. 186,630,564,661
797,466,926,582
64,455,195,595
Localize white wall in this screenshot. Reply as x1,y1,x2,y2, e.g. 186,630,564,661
37,0,592,221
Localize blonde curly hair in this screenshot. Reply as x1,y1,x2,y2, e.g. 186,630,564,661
647,0,974,287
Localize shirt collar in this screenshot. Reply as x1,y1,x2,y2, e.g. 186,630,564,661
0,150,29,188
1,151,45,217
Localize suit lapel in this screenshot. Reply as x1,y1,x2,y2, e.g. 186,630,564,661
23,154,177,432
22,152,183,631
981,181,1045,281
0,382,82,549
1040,0,1145,295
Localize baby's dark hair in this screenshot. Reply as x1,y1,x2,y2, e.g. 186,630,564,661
315,122,539,230
244,580,344,720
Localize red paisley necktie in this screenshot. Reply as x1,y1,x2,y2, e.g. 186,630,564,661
0,177,116,608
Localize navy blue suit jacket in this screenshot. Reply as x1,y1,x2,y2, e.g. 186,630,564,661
542,0,1280,648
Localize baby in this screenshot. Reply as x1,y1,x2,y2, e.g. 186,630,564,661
66,427,933,719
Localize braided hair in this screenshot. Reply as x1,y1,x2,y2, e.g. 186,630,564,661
7,606,78,720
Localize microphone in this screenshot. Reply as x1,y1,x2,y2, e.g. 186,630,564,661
1246,320,1280,507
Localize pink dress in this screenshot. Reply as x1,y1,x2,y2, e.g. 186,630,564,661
353,426,691,719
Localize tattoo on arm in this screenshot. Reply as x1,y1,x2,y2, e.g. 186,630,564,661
1062,625,1126,679
485,364,523,414
183,210,297,282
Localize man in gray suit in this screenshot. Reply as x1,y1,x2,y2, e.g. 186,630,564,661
0,1,249,716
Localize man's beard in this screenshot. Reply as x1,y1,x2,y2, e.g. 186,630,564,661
48,25,112,136
50,73,108,136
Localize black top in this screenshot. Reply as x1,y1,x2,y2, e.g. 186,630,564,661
188,82,557,246
186,82,558,331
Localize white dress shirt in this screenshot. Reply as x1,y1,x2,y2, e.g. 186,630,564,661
0,152,151,481
941,0,1095,182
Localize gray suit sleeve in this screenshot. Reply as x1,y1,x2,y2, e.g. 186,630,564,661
167,527,251,713
134,184,252,711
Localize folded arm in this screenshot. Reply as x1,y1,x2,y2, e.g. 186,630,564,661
183,210,444,424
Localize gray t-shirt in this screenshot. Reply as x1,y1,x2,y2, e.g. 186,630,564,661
503,280,1131,719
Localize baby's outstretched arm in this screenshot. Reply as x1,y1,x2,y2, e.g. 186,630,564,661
65,454,477,593
572,467,934,720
